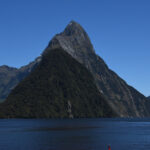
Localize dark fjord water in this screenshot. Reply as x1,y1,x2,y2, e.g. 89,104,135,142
0,118,150,150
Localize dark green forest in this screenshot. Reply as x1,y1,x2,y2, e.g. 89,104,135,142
0,49,115,118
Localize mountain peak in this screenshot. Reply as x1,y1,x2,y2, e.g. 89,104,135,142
63,20,86,36
44,21,95,63
67,20,80,27
69,20,79,25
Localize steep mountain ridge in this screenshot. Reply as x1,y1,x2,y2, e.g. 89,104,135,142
44,21,149,117
0,49,115,118
0,20,149,117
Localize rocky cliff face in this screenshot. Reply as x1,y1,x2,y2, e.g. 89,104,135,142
0,20,149,117
44,21,149,117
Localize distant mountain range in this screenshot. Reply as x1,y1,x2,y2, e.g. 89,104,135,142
0,21,149,118
0,57,41,102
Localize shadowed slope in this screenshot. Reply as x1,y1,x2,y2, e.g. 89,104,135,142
0,49,115,118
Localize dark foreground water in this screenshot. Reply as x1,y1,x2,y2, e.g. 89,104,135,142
0,118,150,150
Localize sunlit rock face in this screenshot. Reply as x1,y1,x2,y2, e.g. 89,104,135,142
44,21,150,117
0,20,149,117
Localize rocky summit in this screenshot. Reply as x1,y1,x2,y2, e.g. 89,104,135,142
44,21,150,117
0,20,149,118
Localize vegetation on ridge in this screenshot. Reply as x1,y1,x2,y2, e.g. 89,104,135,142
0,48,115,118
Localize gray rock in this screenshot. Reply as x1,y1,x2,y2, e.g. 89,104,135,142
0,20,149,117
43,21,150,117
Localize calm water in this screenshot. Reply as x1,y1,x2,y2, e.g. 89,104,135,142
0,118,150,150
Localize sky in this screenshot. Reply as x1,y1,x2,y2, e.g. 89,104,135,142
0,0,150,96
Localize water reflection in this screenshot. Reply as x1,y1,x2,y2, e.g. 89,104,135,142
0,119,150,150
